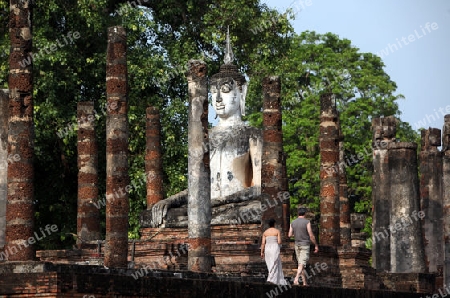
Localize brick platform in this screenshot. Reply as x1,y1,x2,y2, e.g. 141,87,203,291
0,262,434,297
32,224,437,294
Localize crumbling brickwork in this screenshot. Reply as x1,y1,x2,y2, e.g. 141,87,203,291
6,0,35,261
0,90,8,249
261,76,288,235
145,106,163,208
77,102,101,244
104,25,129,268
339,127,350,246
443,114,450,286
319,93,340,246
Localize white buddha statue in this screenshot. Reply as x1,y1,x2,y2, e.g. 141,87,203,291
148,30,262,228
208,37,261,200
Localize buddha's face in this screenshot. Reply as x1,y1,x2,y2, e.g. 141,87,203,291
211,78,241,119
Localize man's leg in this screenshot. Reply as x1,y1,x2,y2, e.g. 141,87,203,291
293,245,302,285
302,245,311,286
294,263,304,285
298,245,310,286
301,264,307,286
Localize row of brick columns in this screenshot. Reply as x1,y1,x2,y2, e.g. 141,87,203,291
1,6,293,268
372,115,450,275
372,117,427,273
70,26,133,267
0,0,288,268
77,29,168,265
1,20,132,266
0,0,295,268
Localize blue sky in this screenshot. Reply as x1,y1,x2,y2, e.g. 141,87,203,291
261,0,450,132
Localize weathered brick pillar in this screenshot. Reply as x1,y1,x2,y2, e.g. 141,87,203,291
6,0,35,261
186,60,211,272
420,128,443,274
371,116,396,271
0,90,8,248
319,93,340,246
339,128,351,246
281,157,290,237
443,115,450,286
145,107,163,209
105,26,129,268
389,142,425,273
77,102,100,245
261,76,287,234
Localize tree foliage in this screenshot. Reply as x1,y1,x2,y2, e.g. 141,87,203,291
0,0,417,248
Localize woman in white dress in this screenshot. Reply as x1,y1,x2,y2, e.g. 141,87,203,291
261,218,287,285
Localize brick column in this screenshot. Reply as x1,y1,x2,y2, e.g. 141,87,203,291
281,158,290,238
319,93,340,246
77,102,100,245
389,142,425,273
6,0,35,261
186,60,211,272
339,128,351,246
443,115,450,286
145,107,163,209
261,76,287,235
105,26,129,268
0,90,8,249
371,116,396,271
419,128,443,274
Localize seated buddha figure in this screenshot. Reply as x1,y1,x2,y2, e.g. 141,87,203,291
209,55,261,201
147,34,262,228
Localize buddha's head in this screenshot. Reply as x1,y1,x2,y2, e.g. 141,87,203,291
210,28,247,124
210,64,247,121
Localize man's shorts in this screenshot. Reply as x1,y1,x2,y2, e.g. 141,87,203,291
295,245,310,266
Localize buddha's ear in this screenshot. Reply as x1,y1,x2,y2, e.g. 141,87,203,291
240,83,248,116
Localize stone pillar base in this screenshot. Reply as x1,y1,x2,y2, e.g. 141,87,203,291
378,272,436,293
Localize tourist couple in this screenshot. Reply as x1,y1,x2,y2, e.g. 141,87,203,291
260,207,319,286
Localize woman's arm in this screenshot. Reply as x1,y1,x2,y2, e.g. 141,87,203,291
277,230,282,244
261,234,266,258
